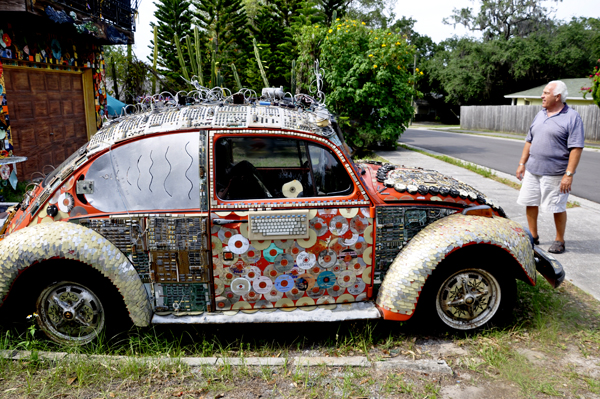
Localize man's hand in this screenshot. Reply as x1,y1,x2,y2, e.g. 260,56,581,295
516,165,526,181
560,175,573,194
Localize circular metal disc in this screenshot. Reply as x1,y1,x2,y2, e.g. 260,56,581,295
243,290,261,303
316,271,336,289
251,239,272,250
339,208,359,218
329,216,349,236
253,276,273,294
242,246,261,263
350,216,368,234
362,267,372,285
296,251,316,270
286,286,304,301
337,271,356,288
275,239,293,249
274,275,294,292
230,278,251,295
310,217,328,236
298,229,317,248
263,265,280,282
254,299,273,309
265,288,283,302
263,243,283,262
214,278,224,296
275,298,295,311
222,287,240,304
274,253,294,273
295,273,316,291
362,247,373,265
211,236,223,253
296,297,316,307
341,233,359,246
228,234,249,254
348,258,366,276
232,301,252,310
307,287,325,299
336,293,355,304
218,227,237,243
363,225,373,244
242,266,261,281
351,239,366,255
215,296,231,311
317,249,337,269
348,278,366,295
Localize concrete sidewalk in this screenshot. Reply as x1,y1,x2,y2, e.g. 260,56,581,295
379,146,600,301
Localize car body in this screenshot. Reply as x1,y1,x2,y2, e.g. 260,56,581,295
0,93,565,344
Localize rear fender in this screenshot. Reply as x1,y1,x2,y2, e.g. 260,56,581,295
376,214,536,321
0,222,152,327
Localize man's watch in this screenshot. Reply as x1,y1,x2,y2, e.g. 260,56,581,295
565,171,574,177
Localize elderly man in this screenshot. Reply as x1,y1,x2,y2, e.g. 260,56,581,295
516,80,584,254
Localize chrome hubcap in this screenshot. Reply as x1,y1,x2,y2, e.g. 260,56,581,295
37,282,105,344
435,269,500,330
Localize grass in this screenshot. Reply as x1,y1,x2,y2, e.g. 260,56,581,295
0,277,598,397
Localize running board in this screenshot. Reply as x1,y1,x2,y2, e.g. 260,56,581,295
151,302,382,324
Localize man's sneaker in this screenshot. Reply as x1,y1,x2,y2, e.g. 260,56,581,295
548,240,565,254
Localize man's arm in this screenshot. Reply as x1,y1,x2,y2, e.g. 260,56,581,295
516,142,531,180
560,148,583,194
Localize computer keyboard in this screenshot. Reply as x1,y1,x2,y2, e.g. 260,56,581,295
248,210,310,240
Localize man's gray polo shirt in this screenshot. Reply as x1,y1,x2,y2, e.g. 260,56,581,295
525,104,585,176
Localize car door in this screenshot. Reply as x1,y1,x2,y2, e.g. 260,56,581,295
208,133,375,313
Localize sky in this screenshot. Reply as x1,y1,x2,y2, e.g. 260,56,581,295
131,0,600,62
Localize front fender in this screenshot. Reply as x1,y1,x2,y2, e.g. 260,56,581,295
0,222,152,327
376,214,536,320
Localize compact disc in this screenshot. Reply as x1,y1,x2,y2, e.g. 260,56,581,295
362,267,372,284
347,278,366,295
214,278,224,296
329,216,349,236
295,273,316,291
64,177,75,191
350,216,368,234
355,293,367,301
360,208,370,218
341,233,359,246
229,258,246,274
274,275,294,292
351,239,366,255
327,284,345,297
230,278,251,295
228,234,249,254
265,288,283,302
307,287,325,299
286,286,304,301
232,301,252,311
339,249,358,264
251,239,272,250
263,265,280,281
57,192,74,213
49,191,60,205
316,271,336,289
362,247,373,265
254,300,273,309
296,297,315,307
222,287,240,303
253,276,273,294
239,223,249,238
296,251,316,269
289,266,301,278
308,209,318,219
316,296,336,305
211,224,221,234
215,211,232,217
274,253,294,273
275,239,293,249
306,240,327,255
339,208,359,218
263,243,283,262
363,225,373,244
298,229,317,248
275,298,295,310
218,227,237,242
287,243,303,256
329,238,346,254
215,296,231,311
337,271,356,288
221,267,235,284
310,217,328,236
242,246,261,263
69,206,87,217
317,249,337,269
243,290,261,303
282,179,303,198
310,265,321,275
242,266,261,281
211,236,223,253
348,258,366,275
336,293,355,304
331,261,345,273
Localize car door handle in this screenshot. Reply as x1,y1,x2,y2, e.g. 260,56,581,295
213,218,248,225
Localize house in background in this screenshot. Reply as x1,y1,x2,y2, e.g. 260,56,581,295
0,0,137,181
504,78,594,106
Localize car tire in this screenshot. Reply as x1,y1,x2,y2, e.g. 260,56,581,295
414,261,517,332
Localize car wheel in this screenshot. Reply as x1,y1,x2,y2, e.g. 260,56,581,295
36,280,106,345
416,263,516,331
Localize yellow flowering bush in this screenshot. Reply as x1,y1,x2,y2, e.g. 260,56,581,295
320,21,418,149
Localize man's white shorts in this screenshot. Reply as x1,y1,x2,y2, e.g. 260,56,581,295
517,171,569,213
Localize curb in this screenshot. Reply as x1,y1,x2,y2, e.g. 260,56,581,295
0,350,452,375
398,142,600,213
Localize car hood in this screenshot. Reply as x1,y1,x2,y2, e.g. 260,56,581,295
357,162,504,214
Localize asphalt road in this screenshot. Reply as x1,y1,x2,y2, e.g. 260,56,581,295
400,129,600,203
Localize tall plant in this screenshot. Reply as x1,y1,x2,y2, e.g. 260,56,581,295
582,60,600,108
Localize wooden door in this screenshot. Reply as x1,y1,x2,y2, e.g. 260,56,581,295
4,67,89,180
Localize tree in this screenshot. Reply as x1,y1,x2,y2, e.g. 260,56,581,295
443,0,559,41
321,20,418,150
104,45,150,103
582,62,600,108
149,0,193,88
195,0,252,87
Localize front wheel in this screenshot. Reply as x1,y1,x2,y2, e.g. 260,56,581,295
416,263,516,331
36,281,106,345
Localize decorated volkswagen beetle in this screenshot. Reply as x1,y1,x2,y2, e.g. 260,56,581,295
0,87,564,344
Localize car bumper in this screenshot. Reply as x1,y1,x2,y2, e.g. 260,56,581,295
534,246,565,288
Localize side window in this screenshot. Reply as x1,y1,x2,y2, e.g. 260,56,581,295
215,137,353,201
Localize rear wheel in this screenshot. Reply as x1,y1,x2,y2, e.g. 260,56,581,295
36,280,106,345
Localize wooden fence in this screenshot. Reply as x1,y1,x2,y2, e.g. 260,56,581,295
460,105,600,142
